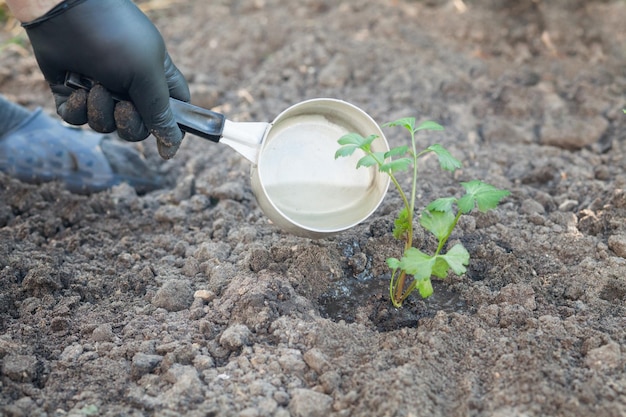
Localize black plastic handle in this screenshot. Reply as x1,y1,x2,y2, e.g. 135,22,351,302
64,72,225,143
167,98,224,143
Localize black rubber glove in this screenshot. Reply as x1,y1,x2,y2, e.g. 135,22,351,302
22,0,190,159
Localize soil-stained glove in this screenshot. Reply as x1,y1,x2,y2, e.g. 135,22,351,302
22,0,190,159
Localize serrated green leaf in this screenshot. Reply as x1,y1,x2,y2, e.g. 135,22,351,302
398,247,435,281
383,117,415,133
431,257,450,278
381,157,413,173
386,257,401,270
458,180,510,213
417,278,434,298
415,120,444,132
338,133,377,147
356,151,386,169
426,144,462,172
426,197,457,213
420,209,456,241
393,207,411,240
356,155,377,168
440,243,470,275
384,145,409,159
456,194,474,214
337,133,363,146
334,145,359,159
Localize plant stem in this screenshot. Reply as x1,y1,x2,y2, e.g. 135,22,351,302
400,279,417,304
409,130,419,230
390,269,403,308
392,270,407,306
389,175,410,228
390,130,421,307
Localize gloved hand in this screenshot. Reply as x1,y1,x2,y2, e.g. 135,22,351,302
22,0,190,159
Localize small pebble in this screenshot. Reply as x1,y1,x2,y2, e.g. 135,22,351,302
194,289,216,302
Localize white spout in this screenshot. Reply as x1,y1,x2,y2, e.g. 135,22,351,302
220,120,269,164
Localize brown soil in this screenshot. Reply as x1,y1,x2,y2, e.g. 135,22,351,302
1,1,626,416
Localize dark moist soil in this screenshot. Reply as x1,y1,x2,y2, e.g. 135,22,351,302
2,1,626,416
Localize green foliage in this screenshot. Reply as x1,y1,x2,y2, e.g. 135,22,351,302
0,8,29,52
458,180,511,213
392,207,411,240
425,144,462,171
0,4,8,23
337,117,510,307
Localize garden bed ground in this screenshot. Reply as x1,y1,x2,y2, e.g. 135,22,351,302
1,1,626,416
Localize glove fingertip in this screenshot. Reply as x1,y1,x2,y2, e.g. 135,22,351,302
114,101,150,142
88,85,116,133
156,140,181,160
59,89,88,125
154,123,185,159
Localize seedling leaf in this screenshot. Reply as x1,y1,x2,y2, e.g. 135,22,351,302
426,197,457,213
383,117,415,133
426,144,462,172
393,207,411,240
458,180,510,213
381,157,413,173
398,248,434,281
385,145,409,159
432,256,450,278
357,152,386,169
335,145,359,159
356,155,377,168
440,243,470,275
417,278,434,298
415,120,444,132
420,208,456,241
338,133,377,148
387,257,401,270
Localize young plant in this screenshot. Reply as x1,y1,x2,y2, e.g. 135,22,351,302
336,118,510,307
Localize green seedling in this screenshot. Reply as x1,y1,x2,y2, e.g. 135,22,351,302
336,117,509,307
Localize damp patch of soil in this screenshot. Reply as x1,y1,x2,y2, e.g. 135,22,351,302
2,1,626,416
